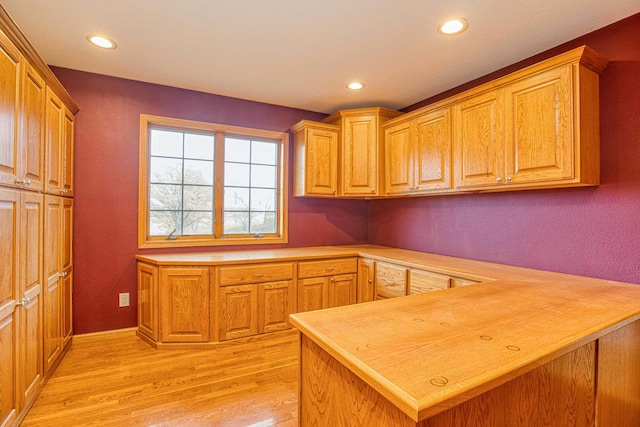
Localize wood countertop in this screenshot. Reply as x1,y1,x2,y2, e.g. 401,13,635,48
290,277,640,422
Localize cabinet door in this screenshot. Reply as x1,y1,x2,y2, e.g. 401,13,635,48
17,191,43,409
220,284,258,340
258,281,294,333
453,90,505,189
43,195,62,373
61,108,74,196
305,127,338,196
61,198,73,345
45,88,63,195
357,258,375,303
0,188,19,426
328,274,356,308
384,120,414,195
408,269,450,295
415,108,452,191
19,62,46,192
0,29,21,189
160,267,210,342
505,65,574,184
375,262,407,299
298,277,327,313
343,114,378,196
137,263,159,341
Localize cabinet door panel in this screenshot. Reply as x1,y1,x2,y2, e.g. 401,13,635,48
298,277,327,313
385,121,414,195
45,88,63,195
328,274,356,308
306,128,338,196
43,195,61,372
220,284,258,340
62,109,74,196
20,62,46,192
343,115,377,195
375,262,407,299
137,263,158,341
160,268,210,342
416,108,452,191
0,311,17,427
454,90,505,189
0,30,20,189
357,258,375,303
505,66,573,184
409,269,450,295
259,281,294,333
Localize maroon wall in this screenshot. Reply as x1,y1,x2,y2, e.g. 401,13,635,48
369,14,640,284
52,69,369,334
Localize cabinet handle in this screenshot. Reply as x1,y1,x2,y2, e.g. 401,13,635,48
15,297,30,307
325,267,335,272
496,177,503,182
253,273,264,278
15,178,26,185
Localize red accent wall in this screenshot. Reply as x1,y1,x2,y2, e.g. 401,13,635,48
369,14,640,284
51,69,369,334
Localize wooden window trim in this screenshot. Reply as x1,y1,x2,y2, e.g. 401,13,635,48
138,114,288,249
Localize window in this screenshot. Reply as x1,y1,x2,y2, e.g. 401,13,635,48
138,115,288,248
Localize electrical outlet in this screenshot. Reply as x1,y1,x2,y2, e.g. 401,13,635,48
119,292,130,307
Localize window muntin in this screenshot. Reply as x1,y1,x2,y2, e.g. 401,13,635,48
138,115,288,248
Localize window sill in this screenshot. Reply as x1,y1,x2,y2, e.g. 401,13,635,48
138,236,288,249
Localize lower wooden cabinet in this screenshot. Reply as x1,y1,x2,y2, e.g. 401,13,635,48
259,281,295,334
376,262,407,299
298,274,356,312
137,263,158,341
159,267,210,343
357,258,375,303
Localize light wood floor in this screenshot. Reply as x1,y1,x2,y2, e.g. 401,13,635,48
22,329,299,426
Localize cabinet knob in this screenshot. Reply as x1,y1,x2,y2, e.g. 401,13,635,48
325,267,335,272
15,297,30,307
332,189,336,194
24,179,31,186
368,279,373,284
496,177,503,182
61,271,69,278
253,273,264,278
370,188,375,193
330,278,335,283
15,178,26,185
506,176,512,182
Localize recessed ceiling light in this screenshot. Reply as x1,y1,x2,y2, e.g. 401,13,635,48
347,82,365,90
86,34,117,50
438,18,469,36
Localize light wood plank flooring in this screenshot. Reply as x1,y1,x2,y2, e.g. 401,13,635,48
22,329,299,426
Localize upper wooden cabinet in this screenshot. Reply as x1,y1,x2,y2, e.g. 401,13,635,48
0,28,21,190
323,108,402,197
292,108,401,198
292,120,339,197
20,62,46,193
385,107,453,195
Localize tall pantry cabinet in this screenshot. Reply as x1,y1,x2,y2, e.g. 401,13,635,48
0,6,77,427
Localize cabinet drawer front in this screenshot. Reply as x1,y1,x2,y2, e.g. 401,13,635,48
219,262,294,286
298,258,357,279
409,269,450,295
376,263,407,299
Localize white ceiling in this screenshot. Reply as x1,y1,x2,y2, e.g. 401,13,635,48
3,0,639,113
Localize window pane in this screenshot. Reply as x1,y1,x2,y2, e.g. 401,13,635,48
184,159,214,185
225,138,250,163
251,165,276,188
182,211,213,235
225,162,250,187
150,157,183,183
183,185,213,210
224,187,250,211
224,212,249,234
150,129,183,157
252,141,277,165
150,211,182,236
150,184,182,210
184,133,214,160
250,212,276,233
250,188,276,211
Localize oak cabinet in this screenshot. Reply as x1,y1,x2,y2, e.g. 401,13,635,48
218,262,295,341
323,108,402,197
384,107,452,196
44,88,63,196
375,262,407,300
159,267,210,343
291,120,339,197
61,198,73,346
19,62,46,193
43,195,62,373
297,258,357,312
